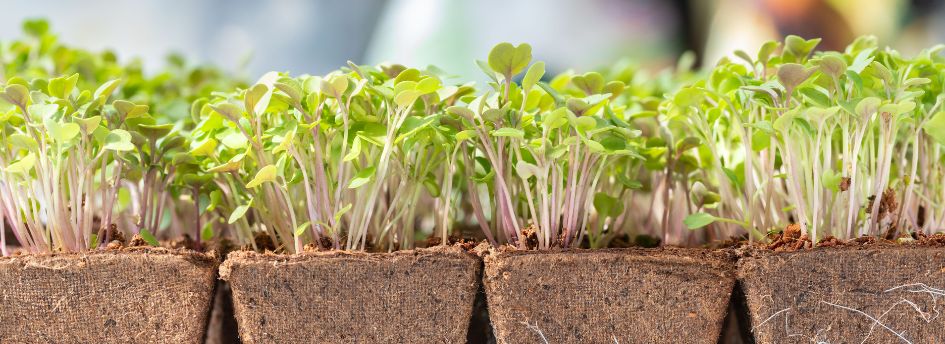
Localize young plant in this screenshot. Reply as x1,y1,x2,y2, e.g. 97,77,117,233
0,75,133,254
452,43,643,249
679,35,945,243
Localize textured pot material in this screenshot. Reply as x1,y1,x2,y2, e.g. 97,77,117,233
739,246,945,343
220,245,481,343
0,247,218,344
483,248,736,344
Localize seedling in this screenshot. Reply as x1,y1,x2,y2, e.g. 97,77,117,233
0,75,131,253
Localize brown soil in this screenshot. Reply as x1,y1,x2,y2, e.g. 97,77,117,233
520,225,539,249
106,224,125,244
105,240,122,250
128,234,147,247
0,247,217,344
866,187,899,222
839,177,851,191
167,234,198,251
219,245,481,343
483,247,736,343
739,246,945,343
250,231,276,251
762,223,813,252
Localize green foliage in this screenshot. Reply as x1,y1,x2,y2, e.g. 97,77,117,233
8,21,945,255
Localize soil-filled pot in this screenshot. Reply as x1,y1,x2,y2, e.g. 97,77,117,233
0,247,218,343
219,245,481,343
739,246,945,343
483,248,737,343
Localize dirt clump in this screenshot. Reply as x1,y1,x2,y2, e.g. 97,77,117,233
765,223,812,251
839,177,851,191
250,231,276,252
520,226,539,249
866,187,899,222
106,224,125,244
128,234,147,247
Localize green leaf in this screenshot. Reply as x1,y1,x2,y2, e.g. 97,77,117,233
44,118,81,143
334,204,352,223
684,212,717,229
206,190,223,212
593,193,623,217
9,133,38,151
0,84,30,108
784,35,820,59
855,97,882,119
822,169,842,193
137,123,174,142
777,63,812,92
515,161,541,179
321,75,349,97
488,42,532,80
207,153,245,173
347,166,376,189
492,128,524,139
190,138,219,156
201,221,214,242
244,84,271,116
113,100,149,119
29,104,59,120
104,129,134,151
522,61,545,93
211,103,243,122
246,165,277,188
94,79,121,105
879,101,916,116
74,116,102,133
416,77,441,94
228,199,253,224
923,111,945,146
456,130,478,142
343,137,362,161
48,73,79,99
542,107,570,130
817,55,847,79
138,229,160,246
394,90,422,108
447,106,474,120
572,72,604,95
294,222,311,237
673,87,703,108
5,153,36,174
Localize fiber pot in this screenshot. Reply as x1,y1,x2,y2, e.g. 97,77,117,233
739,246,945,343
0,247,218,343
483,248,736,343
219,244,481,343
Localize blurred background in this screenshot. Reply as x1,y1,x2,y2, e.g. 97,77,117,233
0,0,943,80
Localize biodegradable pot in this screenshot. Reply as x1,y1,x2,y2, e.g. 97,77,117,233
0,247,218,343
219,245,481,343
483,248,737,343
739,246,945,343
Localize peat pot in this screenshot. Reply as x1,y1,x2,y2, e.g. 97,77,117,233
483,248,737,344
0,247,218,343
219,245,481,343
739,246,945,343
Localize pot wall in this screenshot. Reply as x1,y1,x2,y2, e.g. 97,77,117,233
483,248,736,344
0,248,218,344
220,245,481,343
